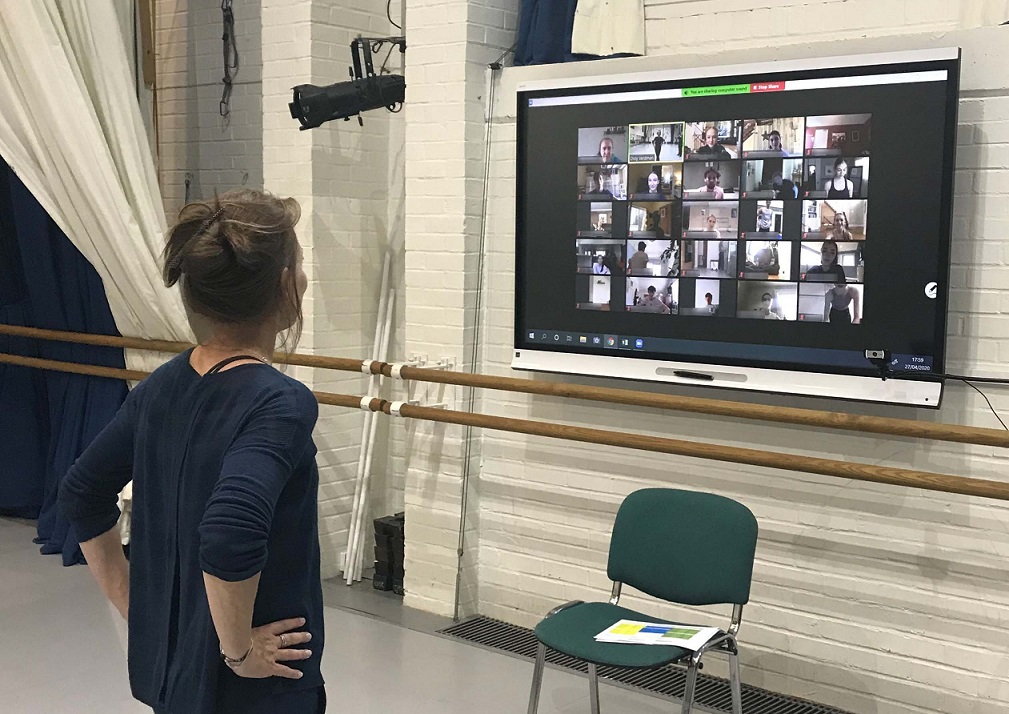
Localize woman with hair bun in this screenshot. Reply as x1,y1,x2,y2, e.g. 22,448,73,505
60,189,326,713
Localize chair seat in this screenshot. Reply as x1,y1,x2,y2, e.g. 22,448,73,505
534,601,717,669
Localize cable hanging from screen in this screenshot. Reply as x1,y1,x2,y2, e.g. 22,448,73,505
387,0,401,30
962,380,1008,430
220,0,240,119
888,367,1009,430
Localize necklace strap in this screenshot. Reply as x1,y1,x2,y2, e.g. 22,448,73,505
205,354,267,375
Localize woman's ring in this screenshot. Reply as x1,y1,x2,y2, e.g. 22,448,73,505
280,634,286,647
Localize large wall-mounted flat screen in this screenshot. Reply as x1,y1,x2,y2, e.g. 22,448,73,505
513,49,961,407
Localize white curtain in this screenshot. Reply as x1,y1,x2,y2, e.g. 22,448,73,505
0,0,192,370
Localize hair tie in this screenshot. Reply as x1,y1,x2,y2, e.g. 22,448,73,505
168,207,227,275
200,206,226,234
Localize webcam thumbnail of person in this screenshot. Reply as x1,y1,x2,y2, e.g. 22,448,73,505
682,162,740,200
805,114,871,157
684,121,739,160
627,276,678,314
681,201,738,238
577,238,625,276
744,200,784,237
628,123,684,163
741,158,804,199
577,275,612,310
736,281,798,320
678,278,725,317
803,200,867,241
798,240,862,283
804,156,869,199
626,239,675,277
576,202,615,237
629,201,678,239
578,164,628,200
578,126,628,164
740,117,805,158
740,240,793,281
628,163,682,200
680,238,735,280
798,282,863,324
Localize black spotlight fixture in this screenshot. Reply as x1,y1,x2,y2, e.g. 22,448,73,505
289,35,406,130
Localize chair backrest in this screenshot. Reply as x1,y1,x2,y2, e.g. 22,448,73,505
606,488,758,606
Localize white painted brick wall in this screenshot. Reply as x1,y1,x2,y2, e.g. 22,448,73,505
436,15,1009,714
156,0,264,219
158,0,402,579
402,0,520,617
260,0,402,579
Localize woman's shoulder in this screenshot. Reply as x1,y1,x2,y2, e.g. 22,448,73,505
262,371,319,420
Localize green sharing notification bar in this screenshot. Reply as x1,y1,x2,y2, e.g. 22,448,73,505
681,83,751,97
680,81,786,97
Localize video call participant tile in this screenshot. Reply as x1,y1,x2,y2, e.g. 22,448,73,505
798,240,862,283
681,201,738,240
577,201,615,237
804,114,872,157
629,201,678,239
682,163,740,201
627,163,682,200
741,200,784,238
626,276,679,314
739,240,793,281
577,126,628,164
798,282,864,324
628,123,684,163
678,277,734,317
576,238,625,275
741,158,804,199
802,199,867,241
803,156,870,199
736,281,798,320
576,274,613,310
684,121,739,160
577,164,628,200
740,117,805,158
679,239,736,280
626,239,675,277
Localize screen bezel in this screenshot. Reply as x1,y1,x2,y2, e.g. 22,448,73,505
513,48,960,408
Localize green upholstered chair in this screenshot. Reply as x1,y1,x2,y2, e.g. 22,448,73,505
527,488,758,714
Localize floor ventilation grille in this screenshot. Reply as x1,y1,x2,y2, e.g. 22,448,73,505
439,616,853,714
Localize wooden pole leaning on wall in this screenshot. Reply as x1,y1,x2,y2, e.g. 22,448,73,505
3,323,1009,449
3,350,1009,504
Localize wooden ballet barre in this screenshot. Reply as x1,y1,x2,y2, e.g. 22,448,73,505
0,324,363,372
3,350,1009,503
3,323,1009,449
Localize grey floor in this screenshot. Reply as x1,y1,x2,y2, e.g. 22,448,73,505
0,517,674,713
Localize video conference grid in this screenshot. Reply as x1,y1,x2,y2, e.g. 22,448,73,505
574,114,870,326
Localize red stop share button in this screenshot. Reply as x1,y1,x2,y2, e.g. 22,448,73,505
751,81,786,93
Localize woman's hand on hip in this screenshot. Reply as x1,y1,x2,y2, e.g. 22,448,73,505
230,617,313,679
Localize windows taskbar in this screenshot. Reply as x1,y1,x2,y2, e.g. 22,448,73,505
523,329,935,373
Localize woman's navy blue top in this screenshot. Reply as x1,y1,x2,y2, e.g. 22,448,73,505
58,350,325,714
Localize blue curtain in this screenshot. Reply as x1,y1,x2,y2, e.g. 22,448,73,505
0,159,128,565
514,0,638,66
515,0,580,66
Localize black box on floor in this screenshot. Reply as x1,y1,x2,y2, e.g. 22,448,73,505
373,572,393,591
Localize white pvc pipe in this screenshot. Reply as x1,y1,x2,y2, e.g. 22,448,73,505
353,288,396,581
343,253,391,581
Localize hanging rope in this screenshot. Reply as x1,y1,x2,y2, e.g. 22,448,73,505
220,0,239,118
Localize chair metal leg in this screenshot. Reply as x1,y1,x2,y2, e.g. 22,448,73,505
588,663,600,714
680,657,699,714
728,648,743,714
527,642,546,714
